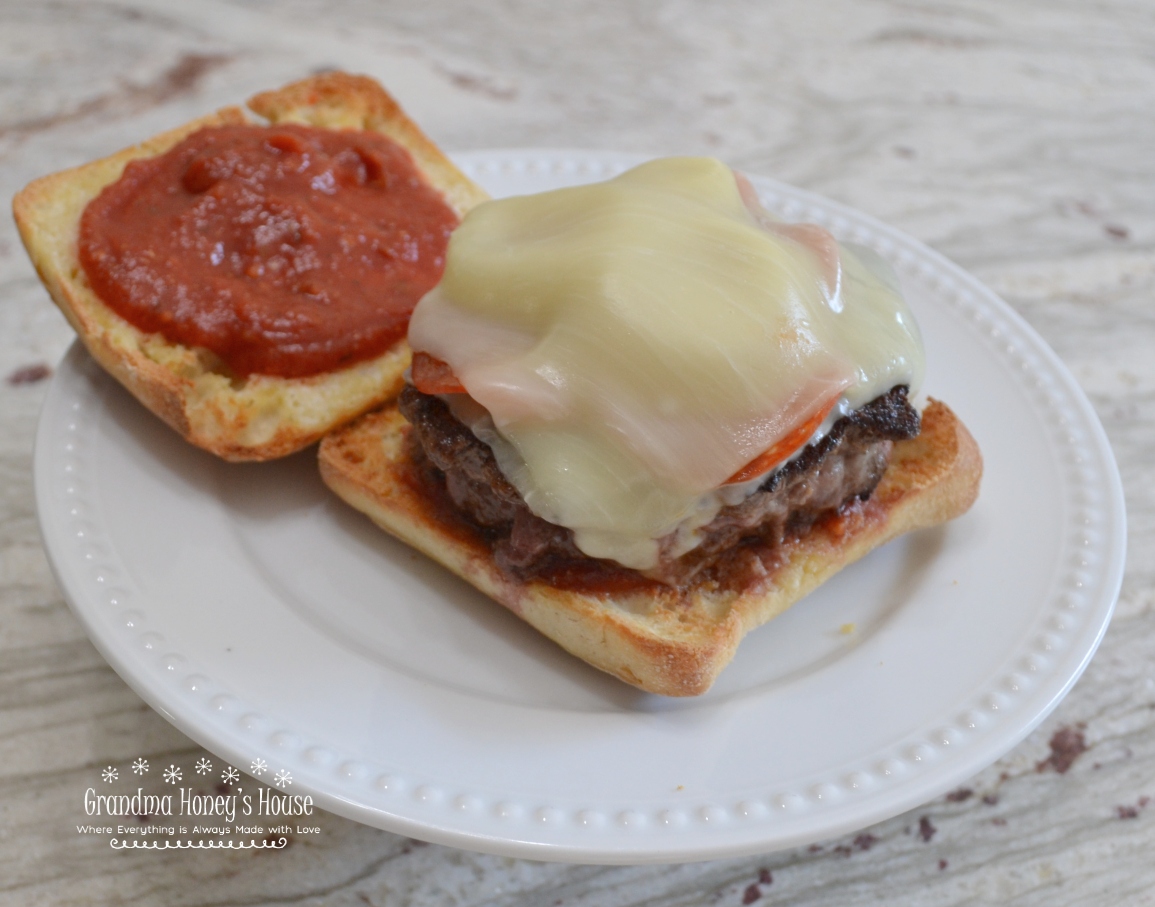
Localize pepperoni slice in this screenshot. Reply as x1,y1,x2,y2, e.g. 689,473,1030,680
723,395,839,485
411,351,466,394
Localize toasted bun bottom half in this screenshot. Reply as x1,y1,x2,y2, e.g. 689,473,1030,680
318,399,982,697
12,73,488,461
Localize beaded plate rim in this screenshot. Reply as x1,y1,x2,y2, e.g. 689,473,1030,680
35,149,1126,863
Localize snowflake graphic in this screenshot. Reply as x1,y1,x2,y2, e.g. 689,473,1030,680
131,758,149,776
250,758,268,776
221,766,240,784
101,766,118,783
163,764,182,785
273,769,293,789
195,757,213,775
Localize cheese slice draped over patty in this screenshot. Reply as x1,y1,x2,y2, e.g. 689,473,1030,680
408,157,925,569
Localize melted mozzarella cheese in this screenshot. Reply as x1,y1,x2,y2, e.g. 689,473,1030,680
408,157,924,570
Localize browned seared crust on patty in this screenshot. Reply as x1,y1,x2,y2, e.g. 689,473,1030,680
397,383,921,585
318,399,982,696
12,73,488,461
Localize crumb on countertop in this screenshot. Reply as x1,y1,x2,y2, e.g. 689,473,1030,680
6,363,52,385
1036,725,1088,775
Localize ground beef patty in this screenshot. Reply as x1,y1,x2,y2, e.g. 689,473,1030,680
398,384,921,587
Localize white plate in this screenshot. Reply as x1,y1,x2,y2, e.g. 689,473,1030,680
36,150,1125,864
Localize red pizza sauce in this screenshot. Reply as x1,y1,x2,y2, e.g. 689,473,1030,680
78,124,459,378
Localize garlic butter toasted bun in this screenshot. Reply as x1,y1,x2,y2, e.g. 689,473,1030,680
320,157,982,696
13,73,488,461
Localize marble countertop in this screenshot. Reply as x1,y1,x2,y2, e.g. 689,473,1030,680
2,1,1153,903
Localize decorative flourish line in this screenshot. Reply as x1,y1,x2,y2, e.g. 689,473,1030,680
110,837,287,850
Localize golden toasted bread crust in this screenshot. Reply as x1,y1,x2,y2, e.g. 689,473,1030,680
318,399,982,696
12,73,488,461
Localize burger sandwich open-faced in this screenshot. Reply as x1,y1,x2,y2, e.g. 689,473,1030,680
319,156,982,696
